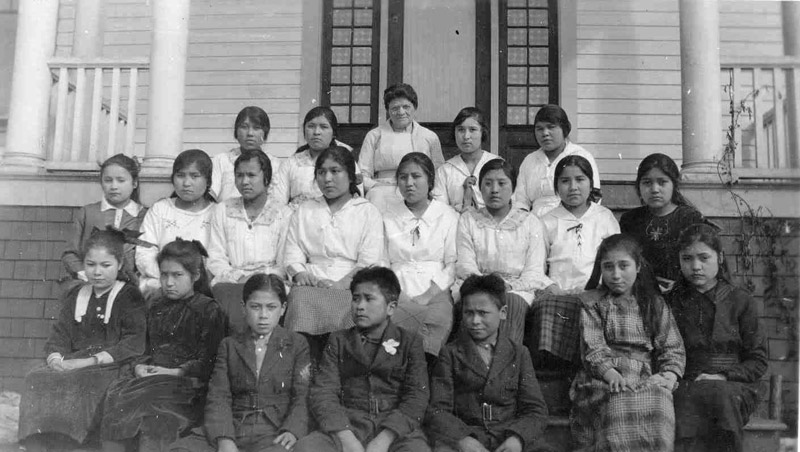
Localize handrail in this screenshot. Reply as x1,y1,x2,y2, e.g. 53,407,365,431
720,56,800,68
49,70,126,122
48,57,150,69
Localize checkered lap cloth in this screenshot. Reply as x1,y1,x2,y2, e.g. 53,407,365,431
284,286,355,335
528,294,582,363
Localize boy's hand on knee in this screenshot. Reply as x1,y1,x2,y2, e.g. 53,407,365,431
336,430,365,452
458,436,490,452
217,438,238,452
273,432,297,450
494,435,522,452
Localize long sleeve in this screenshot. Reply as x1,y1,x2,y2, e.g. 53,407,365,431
652,300,686,378
206,203,241,284
580,301,617,379
62,207,87,276
358,128,380,192
513,156,534,211
722,292,768,382
455,214,480,280
431,165,450,206
271,159,292,205
103,285,147,362
283,209,307,278
179,300,228,380
44,287,80,357
378,332,429,436
309,334,351,433
355,207,385,271
210,153,226,202
427,132,445,168
203,339,236,443
136,204,162,280
279,335,311,439
426,345,472,445
502,350,548,449
506,216,549,293
433,217,458,290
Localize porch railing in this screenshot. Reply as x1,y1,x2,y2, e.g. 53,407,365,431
46,57,149,171
722,56,800,177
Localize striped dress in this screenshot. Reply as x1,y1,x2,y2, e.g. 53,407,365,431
569,289,685,452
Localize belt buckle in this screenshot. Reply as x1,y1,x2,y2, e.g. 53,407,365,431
482,402,492,422
370,398,380,415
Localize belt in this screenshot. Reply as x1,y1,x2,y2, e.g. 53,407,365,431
345,396,397,415
482,402,494,422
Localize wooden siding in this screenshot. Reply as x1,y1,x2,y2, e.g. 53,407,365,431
576,0,785,180
54,0,304,159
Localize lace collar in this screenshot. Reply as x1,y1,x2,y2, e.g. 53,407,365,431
471,207,530,231
224,196,285,226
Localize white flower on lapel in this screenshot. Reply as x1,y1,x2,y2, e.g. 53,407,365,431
382,339,400,356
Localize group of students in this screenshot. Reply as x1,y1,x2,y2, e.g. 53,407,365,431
16,83,766,452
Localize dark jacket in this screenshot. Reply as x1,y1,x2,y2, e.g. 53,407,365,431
427,333,548,451
309,321,429,441
203,326,311,444
670,279,767,382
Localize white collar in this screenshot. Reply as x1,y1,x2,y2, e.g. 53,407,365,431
101,198,141,217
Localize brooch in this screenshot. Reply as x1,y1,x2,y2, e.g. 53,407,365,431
382,339,400,355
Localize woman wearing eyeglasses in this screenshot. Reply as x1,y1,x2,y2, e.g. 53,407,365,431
358,83,444,212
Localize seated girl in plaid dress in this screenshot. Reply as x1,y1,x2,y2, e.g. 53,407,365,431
569,234,685,451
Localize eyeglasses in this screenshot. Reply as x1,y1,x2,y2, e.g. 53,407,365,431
389,104,413,114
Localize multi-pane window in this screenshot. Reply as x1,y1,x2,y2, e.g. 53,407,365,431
502,0,556,125
323,0,380,125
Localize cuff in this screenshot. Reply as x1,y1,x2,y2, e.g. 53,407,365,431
46,353,63,364
94,351,114,364
287,264,307,279
593,360,616,379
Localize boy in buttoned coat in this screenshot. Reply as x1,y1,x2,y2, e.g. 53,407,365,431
293,266,431,452
427,274,549,452
171,274,310,452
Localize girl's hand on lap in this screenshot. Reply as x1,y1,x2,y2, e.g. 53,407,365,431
458,436,490,452
646,372,676,389
273,432,297,450
494,435,523,452
294,272,318,287
695,373,726,382
316,278,336,289
134,364,149,378
603,368,627,392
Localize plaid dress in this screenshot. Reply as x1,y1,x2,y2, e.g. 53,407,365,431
569,289,685,452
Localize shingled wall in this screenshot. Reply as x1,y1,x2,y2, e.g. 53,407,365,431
0,204,797,430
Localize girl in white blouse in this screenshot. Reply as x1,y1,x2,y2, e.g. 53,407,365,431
455,159,549,344
272,107,357,208
514,105,601,217
432,107,501,212
206,149,293,332
383,152,459,359
136,149,216,298
359,83,444,212
283,146,384,360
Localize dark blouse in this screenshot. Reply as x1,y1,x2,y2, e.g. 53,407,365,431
143,293,227,380
670,280,767,382
619,204,705,283
44,282,146,361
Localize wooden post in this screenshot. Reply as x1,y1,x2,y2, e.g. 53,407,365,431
769,374,783,421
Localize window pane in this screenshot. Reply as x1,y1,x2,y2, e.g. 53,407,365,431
508,28,527,46
508,48,527,65
528,10,548,27
529,28,548,46
331,47,352,64
331,106,350,123
352,85,371,104
352,47,372,65
528,106,541,124
331,86,350,104
508,107,527,125
353,28,372,45
332,28,352,46
352,106,371,123
529,67,548,84
529,47,548,65
352,66,371,84
508,67,527,85
528,86,549,104
331,66,351,84
353,9,373,26
334,0,352,7
507,10,527,27
333,9,352,26
508,87,527,105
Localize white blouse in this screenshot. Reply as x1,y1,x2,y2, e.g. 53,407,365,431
135,197,214,290
206,196,293,285
455,208,549,304
383,199,459,297
541,203,620,292
513,142,601,217
210,147,281,202
432,151,501,212
283,196,384,281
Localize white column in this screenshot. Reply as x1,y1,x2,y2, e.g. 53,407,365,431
72,0,105,154
782,1,800,168
1,0,60,172
143,0,190,169
678,0,722,179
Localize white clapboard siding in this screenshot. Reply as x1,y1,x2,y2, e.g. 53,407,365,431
54,0,304,159
576,0,785,180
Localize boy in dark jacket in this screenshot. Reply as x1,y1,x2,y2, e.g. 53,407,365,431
427,274,549,452
171,274,310,452
294,266,431,452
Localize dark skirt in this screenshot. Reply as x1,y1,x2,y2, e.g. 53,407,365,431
18,362,126,444
673,379,759,451
527,294,582,363
101,374,203,443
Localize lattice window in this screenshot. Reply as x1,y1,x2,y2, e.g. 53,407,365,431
323,0,381,125
502,0,557,125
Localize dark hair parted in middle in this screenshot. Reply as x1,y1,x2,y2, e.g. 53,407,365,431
459,273,507,309
242,273,288,306
315,145,361,196
478,158,516,191
350,266,402,303
83,228,127,270
635,153,692,207
533,104,572,137
157,238,213,298
233,106,271,140
452,106,489,143
383,83,419,110
171,149,214,201
100,153,141,204
396,152,436,196
676,222,730,282
234,149,273,188
554,154,602,203
296,106,341,154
